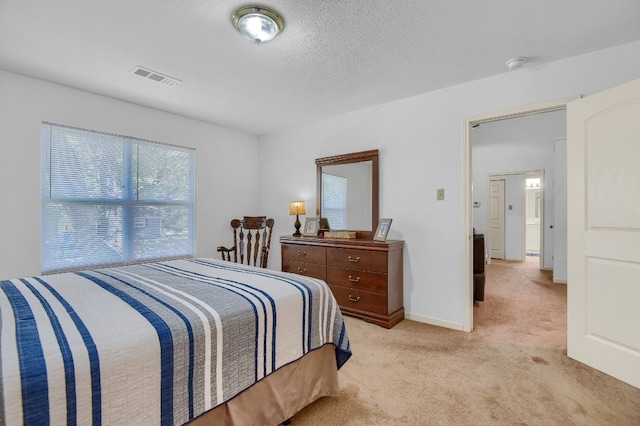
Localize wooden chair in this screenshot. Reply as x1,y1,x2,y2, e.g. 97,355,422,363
217,216,275,268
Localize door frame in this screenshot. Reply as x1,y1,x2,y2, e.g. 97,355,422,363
462,95,579,332
486,170,544,265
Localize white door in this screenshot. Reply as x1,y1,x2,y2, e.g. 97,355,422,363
567,79,640,388
489,179,505,259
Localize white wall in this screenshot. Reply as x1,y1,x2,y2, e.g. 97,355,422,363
472,110,566,267
553,138,568,283
258,40,640,330
0,70,259,280
3,40,640,329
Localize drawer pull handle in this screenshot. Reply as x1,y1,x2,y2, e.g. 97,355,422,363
348,256,360,263
348,295,360,302
297,266,308,273
348,275,360,283
297,251,307,256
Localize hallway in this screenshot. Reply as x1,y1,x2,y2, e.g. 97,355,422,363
474,256,566,348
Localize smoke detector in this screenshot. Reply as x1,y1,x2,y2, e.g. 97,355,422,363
506,57,525,70
131,66,182,87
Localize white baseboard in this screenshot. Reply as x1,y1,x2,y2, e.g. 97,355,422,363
553,279,567,284
404,312,465,331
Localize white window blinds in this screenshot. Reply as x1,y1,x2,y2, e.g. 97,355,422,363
41,123,195,273
322,172,347,229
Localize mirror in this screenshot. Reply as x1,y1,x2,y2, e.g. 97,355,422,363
316,149,379,239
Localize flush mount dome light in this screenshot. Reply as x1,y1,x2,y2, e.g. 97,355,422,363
232,5,284,44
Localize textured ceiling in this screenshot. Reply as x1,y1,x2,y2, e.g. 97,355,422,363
1,0,640,135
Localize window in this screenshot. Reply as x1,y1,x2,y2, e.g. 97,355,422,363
322,173,347,229
41,123,195,273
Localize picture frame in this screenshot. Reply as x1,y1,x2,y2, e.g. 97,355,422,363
373,218,393,242
319,217,330,230
302,217,321,236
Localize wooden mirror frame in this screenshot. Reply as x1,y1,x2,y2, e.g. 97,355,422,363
316,149,379,240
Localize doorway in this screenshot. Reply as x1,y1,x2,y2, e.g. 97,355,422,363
462,96,576,332
485,170,544,266
525,175,542,257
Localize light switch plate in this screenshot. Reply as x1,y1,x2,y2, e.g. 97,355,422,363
437,188,445,200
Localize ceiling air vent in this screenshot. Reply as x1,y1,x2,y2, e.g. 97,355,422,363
131,66,182,87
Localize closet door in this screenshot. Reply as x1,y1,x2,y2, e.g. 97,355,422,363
489,179,505,259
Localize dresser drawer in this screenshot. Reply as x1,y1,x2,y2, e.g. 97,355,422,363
281,236,404,328
327,247,387,272
329,285,388,315
282,244,326,265
327,266,387,294
283,261,327,281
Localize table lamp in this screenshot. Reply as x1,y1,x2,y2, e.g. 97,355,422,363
289,201,306,236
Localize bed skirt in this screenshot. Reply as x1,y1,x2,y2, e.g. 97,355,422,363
188,344,339,425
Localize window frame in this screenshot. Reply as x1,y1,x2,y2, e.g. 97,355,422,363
41,122,196,274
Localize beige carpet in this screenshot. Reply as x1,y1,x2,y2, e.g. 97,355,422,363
291,257,640,425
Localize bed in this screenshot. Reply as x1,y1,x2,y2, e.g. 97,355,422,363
0,258,351,425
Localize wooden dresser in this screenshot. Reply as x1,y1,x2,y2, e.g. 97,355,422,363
280,236,404,328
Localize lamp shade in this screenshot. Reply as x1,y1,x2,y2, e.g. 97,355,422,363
289,201,306,215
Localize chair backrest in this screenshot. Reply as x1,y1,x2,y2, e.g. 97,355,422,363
217,216,275,268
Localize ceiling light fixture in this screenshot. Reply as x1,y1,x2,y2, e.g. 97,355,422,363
232,5,284,44
506,57,525,70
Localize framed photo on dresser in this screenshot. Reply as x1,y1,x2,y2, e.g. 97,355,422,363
319,217,330,230
303,217,320,236
374,218,392,242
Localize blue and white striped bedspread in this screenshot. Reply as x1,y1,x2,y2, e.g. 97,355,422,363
0,258,351,425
